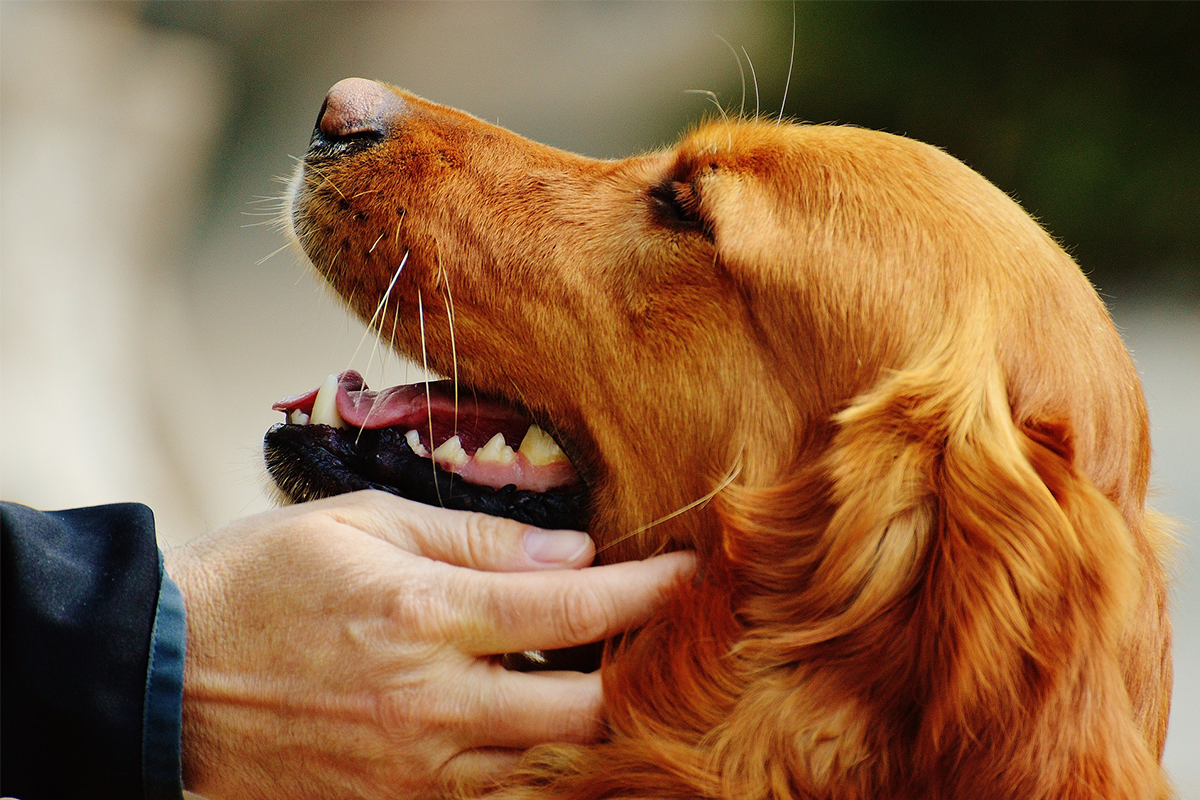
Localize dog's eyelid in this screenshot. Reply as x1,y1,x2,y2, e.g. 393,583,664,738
648,178,705,231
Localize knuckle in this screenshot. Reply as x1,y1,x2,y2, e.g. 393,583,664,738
558,584,614,645
374,683,455,742
558,699,603,744
381,575,451,636
374,688,418,737
461,513,503,566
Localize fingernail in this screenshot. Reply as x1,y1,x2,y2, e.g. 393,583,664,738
523,528,592,563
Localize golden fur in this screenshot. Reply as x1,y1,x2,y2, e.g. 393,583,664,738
290,84,1173,798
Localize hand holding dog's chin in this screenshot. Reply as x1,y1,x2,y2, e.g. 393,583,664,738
163,489,695,800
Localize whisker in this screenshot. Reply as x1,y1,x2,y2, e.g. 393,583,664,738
684,89,729,123
297,157,347,199
714,34,747,119
503,376,534,425
255,242,293,266
597,457,743,555
389,292,401,356
778,2,797,124
353,253,410,436
417,288,444,506
438,247,459,440
241,217,286,229
355,319,388,446
436,266,459,494
346,252,409,373
368,231,386,254
742,47,760,119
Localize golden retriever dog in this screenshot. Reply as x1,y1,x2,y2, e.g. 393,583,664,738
267,78,1173,799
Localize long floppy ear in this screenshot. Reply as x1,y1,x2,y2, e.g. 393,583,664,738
719,352,1166,798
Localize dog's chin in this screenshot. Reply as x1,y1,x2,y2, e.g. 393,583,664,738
263,371,592,531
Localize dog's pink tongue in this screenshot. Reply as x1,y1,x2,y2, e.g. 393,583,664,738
273,371,527,433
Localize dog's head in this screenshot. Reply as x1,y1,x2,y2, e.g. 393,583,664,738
269,79,1170,794
273,79,1148,556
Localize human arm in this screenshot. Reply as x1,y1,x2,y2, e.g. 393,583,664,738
0,501,184,800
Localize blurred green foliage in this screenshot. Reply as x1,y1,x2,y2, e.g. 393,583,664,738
752,2,1199,296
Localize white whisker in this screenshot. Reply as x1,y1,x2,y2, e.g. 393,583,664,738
439,258,459,440
714,34,747,119
597,456,743,554
684,89,729,123
742,47,760,120
354,253,410,435
389,294,401,356
346,252,409,372
417,287,443,506
255,242,293,266
778,2,797,124
241,217,285,229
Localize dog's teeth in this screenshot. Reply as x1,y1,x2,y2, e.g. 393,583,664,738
405,429,429,457
309,374,345,428
432,435,469,467
289,410,310,426
474,433,517,465
518,425,568,466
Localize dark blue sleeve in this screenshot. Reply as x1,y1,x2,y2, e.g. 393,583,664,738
1,501,185,800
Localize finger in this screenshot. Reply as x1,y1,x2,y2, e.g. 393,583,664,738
454,551,697,655
438,748,523,797
462,668,605,750
320,490,596,571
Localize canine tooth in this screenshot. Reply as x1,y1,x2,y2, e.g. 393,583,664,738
518,425,568,466
474,433,516,465
432,435,469,467
309,374,345,428
289,409,310,425
405,429,429,457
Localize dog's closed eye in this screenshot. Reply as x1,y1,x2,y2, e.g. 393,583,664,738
647,178,706,232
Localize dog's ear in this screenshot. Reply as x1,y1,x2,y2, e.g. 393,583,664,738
718,354,1163,794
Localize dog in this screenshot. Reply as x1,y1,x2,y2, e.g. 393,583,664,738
268,78,1173,799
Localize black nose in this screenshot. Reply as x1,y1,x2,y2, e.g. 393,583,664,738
309,77,405,153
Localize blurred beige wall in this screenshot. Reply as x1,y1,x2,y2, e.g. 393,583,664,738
0,2,769,546
1,3,233,543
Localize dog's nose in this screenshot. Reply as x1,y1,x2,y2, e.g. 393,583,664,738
310,78,404,150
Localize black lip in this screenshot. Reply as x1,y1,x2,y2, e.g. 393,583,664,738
263,422,591,531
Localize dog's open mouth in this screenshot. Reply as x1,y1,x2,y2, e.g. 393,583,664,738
263,371,590,531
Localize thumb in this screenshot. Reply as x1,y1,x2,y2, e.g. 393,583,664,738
326,489,595,572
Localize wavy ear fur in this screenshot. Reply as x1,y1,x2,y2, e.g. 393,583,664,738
713,351,1169,799
481,352,1169,800
489,354,1169,800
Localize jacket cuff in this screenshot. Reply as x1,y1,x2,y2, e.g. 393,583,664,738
142,552,187,800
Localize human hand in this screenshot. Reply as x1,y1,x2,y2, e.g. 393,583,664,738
163,490,694,800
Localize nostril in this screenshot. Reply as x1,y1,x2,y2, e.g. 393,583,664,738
310,77,405,152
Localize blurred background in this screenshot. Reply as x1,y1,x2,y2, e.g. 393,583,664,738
2,1,1196,792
